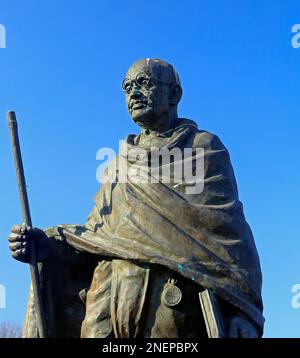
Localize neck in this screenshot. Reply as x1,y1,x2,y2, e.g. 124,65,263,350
141,108,179,135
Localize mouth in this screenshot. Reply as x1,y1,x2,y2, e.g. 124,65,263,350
130,100,148,110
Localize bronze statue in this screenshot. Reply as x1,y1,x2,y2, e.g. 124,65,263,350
8,58,264,338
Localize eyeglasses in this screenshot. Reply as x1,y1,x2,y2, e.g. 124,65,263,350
121,72,174,94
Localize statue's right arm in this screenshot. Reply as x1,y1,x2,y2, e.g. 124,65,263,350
7,223,105,266
8,202,115,265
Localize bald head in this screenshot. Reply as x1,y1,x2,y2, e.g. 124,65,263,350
126,58,181,87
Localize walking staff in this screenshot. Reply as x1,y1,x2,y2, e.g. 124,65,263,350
7,111,47,338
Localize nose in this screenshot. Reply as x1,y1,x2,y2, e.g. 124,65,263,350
129,83,142,99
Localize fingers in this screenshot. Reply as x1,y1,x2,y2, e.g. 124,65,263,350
11,248,26,258
8,225,45,264
9,240,28,251
11,224,28,235
8,233,30,247
11,248,29,263
8,227,31,263
11,225,42,238
8,232,24,243
9,225,33,243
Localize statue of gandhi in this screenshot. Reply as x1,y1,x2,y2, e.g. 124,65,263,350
8,58,264,338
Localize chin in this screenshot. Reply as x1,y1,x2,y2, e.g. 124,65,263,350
131,109,155,128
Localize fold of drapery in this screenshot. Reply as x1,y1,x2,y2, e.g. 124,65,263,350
23,119,264,337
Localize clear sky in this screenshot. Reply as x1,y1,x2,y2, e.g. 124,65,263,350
0,0,299,338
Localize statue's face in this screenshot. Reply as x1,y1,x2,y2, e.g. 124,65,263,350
122,61,174,130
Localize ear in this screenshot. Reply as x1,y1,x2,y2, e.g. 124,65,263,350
169,84,182,105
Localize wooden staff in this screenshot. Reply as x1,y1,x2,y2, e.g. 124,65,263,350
7,111,47,338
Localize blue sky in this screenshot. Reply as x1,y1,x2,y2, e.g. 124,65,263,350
0,0,299,337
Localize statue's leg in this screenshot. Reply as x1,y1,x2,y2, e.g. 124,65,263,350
81,260,113,338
